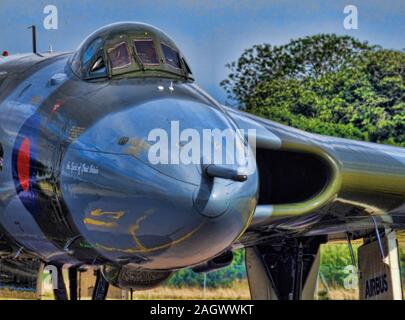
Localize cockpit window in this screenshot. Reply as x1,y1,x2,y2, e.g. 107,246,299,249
90,57,106,73
71,36,107,79
83,38,103,64
70,23,195,81
107,42,131,69
161,43,181,69
133,39,159,65
182,58,192,75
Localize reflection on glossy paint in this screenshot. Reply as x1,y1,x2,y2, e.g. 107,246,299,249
95,208,206,254
83,209,126,229
83,217,116,228
124,137,150,157
128,211,154,251
90,209,125,220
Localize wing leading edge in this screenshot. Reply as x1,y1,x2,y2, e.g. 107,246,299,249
224,106,405,238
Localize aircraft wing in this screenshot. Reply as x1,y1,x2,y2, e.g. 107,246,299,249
224,106,405,240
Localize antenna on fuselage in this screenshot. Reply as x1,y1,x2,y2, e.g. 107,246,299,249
27,25,37,54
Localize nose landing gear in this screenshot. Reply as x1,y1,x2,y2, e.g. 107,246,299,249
92,270,110,300
47,265,110,300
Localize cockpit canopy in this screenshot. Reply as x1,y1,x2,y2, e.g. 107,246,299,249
69,22,193,81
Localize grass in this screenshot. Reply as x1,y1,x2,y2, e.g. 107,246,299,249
130,281,251,300
0,288,37,300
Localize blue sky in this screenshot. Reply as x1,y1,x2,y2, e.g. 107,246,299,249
0,0,404,103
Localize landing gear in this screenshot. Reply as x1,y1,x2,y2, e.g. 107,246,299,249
52,265,68,300
92,269,110,300
68,267,78,300
246,237,324,300
40,265,110,300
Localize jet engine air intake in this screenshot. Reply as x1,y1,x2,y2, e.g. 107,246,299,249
257,149,331,205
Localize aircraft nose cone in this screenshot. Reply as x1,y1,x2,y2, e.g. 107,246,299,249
60,97,258,268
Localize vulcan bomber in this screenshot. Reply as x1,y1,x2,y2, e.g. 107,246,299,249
0,22,405,300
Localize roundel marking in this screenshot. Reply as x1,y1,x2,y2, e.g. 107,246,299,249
17,137,31,192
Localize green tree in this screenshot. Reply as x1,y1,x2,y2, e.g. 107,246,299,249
319,244,358,287
166,249,246,288
221,34,405,146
